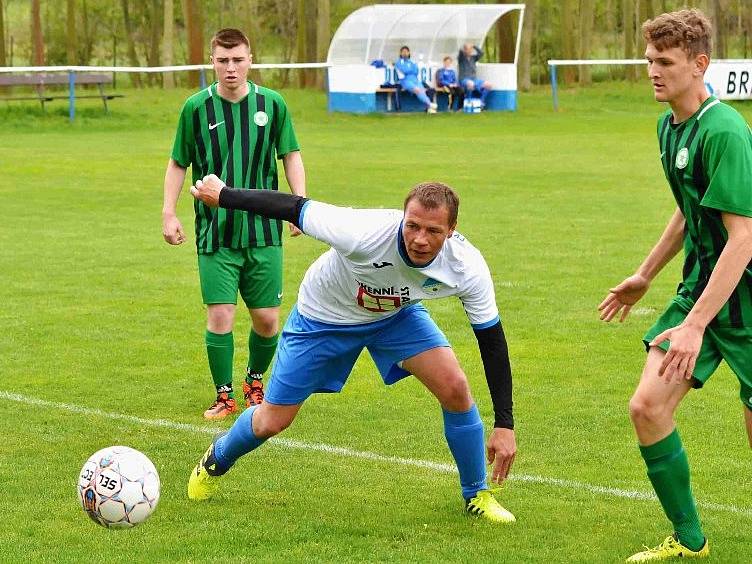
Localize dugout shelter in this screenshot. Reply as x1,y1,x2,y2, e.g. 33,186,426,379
327,3,525,113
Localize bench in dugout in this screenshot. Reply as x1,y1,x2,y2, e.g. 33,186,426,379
0,73,124,112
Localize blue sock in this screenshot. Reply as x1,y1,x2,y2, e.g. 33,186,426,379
416,90,431,106
443,405,487,499
213,405,266,471
480,88,489,105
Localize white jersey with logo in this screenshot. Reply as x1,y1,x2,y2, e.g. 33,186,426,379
297,201,499,327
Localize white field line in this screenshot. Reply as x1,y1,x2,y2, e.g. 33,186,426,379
1,390,750,517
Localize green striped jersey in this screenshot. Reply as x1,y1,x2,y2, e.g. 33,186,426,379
171,81,300,254
657,96,752,327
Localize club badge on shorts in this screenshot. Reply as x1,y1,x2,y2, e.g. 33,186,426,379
254,111,269,127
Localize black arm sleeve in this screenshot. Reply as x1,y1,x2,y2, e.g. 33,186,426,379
472,321,513,429
218,188,309,229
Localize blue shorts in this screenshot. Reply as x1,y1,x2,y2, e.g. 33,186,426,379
400,76,423,92
461,77,484,91
265,303,450,405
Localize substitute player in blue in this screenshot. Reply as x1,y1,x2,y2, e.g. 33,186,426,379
395,46,438,114
436,56,464,111
188,175,517,523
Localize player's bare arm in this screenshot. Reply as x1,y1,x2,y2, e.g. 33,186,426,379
599,207,685,322
162,158,188,245
282,151,306,236
650,212,752,383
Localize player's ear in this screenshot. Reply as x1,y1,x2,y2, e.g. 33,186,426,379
694,53,709,76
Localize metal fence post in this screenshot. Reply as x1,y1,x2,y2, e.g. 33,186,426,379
68,70,76,122
549,64,558,112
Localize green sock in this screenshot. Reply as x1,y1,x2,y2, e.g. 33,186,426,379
639,428,705,551
246,330,279,383
205,330,234,399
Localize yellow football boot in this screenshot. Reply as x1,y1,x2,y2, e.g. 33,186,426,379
627,534,709,562
465,489,516,524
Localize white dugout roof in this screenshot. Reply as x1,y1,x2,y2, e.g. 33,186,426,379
327,3,525,65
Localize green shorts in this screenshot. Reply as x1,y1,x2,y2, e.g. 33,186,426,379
197,246,283,308
644,295,752,408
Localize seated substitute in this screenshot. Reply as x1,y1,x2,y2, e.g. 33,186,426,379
188,174,518,524
458,43,492,109
436,56,464,111
395,45,438,113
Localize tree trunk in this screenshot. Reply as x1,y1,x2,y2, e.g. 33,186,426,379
147,0,162,85
81,0,92,64
243,0,262,84
623,0,637,80
711,0,726,59
66,0,76,64
305,0,317,87
0,0,6,67
163,0,174,88
496,10,517,63
560,0,577,83
579,0,594,84
518,0,535,91
121,0,142,87
296,0,307,88
315,0,329,89
183,0,204,89
31,0,44,65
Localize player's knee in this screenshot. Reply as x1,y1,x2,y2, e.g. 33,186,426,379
254,410,295,438
466,80,475,90
439,373,472,411
628,394,666,426
250,309,279,336
207,305,235,333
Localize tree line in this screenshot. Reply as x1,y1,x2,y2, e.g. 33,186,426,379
2,0,750,89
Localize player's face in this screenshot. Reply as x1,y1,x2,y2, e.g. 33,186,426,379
402,201,456,266
400,48,410,59
645,44,704,103
211,44,252,90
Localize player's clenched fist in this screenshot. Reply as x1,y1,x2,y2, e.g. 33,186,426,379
190,174,225,207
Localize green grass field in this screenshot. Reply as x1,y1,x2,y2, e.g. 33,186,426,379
1,83,751,563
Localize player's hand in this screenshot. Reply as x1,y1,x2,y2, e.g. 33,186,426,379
162,214,186,245
649,322,704,383
288,223,303,237
486,427,516,484
189,174,224,207
598,274,651,322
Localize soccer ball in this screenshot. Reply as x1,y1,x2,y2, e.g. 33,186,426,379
77,446,160,528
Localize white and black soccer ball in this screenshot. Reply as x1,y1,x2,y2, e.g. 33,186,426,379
77,446,160,529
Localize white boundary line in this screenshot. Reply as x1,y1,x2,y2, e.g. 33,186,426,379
2,391,749,517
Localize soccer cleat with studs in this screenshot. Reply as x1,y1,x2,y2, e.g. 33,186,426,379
187,433,228,501
203,392,237,420
243,372,265,408
626,534,709,562
465,488,516,524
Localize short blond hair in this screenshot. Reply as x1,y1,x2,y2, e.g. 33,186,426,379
404,182,459,227
642,9,712,58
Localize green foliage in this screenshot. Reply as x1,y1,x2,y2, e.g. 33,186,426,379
1,84,752,562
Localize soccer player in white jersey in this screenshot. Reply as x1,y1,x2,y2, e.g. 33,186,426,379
187,174,517,523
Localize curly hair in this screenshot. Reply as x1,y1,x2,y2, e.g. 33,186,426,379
642,9,712,58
